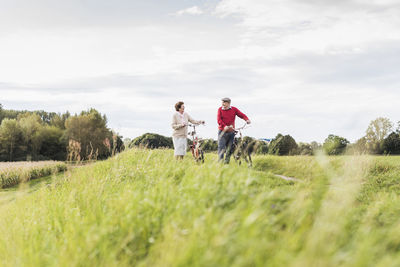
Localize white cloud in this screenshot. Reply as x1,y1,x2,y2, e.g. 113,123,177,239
214,0,400,54
1,0,400,143
174,6,203,16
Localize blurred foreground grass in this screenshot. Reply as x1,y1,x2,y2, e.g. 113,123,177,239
1,149,400,267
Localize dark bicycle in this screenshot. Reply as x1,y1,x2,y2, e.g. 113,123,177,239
188,123,205,163
232,122,253,167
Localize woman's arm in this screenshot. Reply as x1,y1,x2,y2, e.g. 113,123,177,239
187,114,204,125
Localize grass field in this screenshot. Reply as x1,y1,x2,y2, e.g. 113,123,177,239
0,149,400,266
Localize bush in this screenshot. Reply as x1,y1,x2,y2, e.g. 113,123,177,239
129,133,173,149
268,134,298,155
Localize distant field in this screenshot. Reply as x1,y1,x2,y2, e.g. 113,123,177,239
0,150,400,266
0,161,67,188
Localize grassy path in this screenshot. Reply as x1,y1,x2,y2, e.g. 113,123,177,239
0,173,64,206
273,174,302,182
0,163,90,206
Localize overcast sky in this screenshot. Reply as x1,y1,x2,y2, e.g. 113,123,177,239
1,0,400,143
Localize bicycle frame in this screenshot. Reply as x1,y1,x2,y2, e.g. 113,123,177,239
188,123,205,163
234,122,251,139
233,122,253,167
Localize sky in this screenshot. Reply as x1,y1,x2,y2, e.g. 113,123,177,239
1,0,400,143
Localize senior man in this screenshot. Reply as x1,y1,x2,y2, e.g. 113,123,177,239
217,97,251,164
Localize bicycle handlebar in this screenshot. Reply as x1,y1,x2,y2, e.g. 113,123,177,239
234,122,251,131
188,122,205,127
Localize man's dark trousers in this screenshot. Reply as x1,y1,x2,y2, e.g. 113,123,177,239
218,130,235,164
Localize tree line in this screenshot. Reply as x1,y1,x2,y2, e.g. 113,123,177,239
128,117,400,156
0,104,124,161
2,102,398,160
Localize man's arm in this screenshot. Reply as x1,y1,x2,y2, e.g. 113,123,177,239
234,107,250,123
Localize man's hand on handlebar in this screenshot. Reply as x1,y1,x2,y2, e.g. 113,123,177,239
224,125,234,132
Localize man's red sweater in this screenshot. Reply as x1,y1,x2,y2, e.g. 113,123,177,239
217,106,249,131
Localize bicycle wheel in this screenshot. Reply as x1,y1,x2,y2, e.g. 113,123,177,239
190,145,195,159
199,149,205,163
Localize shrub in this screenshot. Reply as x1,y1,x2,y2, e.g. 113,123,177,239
129,133,173,149
268,134,298,155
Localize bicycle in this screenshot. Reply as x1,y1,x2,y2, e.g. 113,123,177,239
188,123,205,163
232,122,253,167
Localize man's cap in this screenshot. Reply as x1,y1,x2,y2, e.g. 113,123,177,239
221,97,231,102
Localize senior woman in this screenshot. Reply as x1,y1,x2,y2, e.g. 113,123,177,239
171,101,204,160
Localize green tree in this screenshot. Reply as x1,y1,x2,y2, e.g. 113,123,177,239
0,119,24,161
18,114,43,160
49,112,70,129
365,117,393,154
1,109,21,121
39,126,67,160
64,109,111,160
323,134,349,155
382,132,400,155
268,134,298,155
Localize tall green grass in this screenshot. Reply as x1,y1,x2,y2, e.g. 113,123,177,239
0,150,400,266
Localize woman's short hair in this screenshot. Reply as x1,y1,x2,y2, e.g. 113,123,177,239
175,101,184,111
